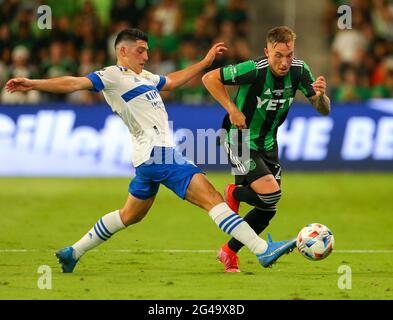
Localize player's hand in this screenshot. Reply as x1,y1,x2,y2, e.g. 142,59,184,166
203,42,228,67
5,77,34,93
312,76,327,97
229,109,247,130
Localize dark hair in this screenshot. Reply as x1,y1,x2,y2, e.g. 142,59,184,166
266,26,296,47
114,28,148,49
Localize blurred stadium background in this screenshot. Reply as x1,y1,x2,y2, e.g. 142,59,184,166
1,0,393,104
1,0,393,300
1,0,392,175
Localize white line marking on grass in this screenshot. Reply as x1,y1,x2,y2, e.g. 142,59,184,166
112,249,393,254
1,249,393,253
0,249,34,252
113,249,216,253
334,250,393,253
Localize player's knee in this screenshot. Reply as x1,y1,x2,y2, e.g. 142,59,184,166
119,207,146,226
255,190,281,208
251,175,280,194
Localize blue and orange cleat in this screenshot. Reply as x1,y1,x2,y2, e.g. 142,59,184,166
217,243,240,273
224,183,240,214
55,246,79,273
257,233,296,268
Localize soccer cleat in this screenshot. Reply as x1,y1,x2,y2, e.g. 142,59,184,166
217,243,240,273
55,246,79,273
257,234,296,268
224,183,240,214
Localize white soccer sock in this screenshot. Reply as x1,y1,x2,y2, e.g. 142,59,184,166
208,202,268,255
72,210,126,259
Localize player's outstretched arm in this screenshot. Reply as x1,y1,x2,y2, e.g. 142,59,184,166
5,76,93,94
309,76,331,116
161,42,227,91
202,68,247,129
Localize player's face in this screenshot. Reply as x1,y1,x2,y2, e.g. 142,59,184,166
125,40,149,74
264,41,294,77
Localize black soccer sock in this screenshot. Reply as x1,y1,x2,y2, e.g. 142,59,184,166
228,207,276,253
233,186,281,209
232,186,257,204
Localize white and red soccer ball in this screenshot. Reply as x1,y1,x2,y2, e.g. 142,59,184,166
296,223,335,261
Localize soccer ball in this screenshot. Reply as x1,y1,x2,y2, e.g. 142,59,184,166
296,223,335,261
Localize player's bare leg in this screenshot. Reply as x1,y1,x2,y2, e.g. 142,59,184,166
250,174,280,194
56,194,155,273
185,173,224,210
120,194,156,226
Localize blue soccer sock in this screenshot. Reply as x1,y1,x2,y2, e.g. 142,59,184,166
72,210,126,259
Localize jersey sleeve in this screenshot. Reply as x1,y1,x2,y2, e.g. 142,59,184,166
298,62,316,98
85,67,119,92
151,74,167,91
141,70,167,91
220,60,258,85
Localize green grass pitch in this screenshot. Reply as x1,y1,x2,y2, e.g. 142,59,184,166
0,172,392,300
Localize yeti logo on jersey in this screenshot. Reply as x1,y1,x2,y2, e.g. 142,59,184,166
257,96,294,111
265,99,286,111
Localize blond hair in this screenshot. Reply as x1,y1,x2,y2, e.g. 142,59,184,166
266,26,296,47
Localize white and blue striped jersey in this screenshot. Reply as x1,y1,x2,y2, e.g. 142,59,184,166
86,65,174,167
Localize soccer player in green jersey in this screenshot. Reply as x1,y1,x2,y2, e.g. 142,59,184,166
203,26,331,272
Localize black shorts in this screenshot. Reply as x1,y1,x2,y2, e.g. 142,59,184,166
224,142,282,187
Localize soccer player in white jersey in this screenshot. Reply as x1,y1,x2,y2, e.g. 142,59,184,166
5,29,296,273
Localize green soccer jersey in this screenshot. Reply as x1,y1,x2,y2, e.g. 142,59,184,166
220,57,316,151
